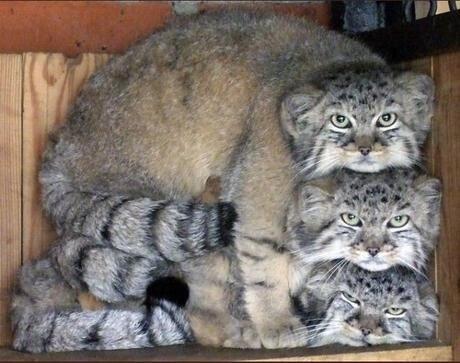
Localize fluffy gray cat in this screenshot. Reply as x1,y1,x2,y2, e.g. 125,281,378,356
36,10,435,347
11,257,193,353
291,263,438,347
12,170,440,351
287,169,441,274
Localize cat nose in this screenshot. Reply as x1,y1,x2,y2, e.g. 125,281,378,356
359,146,371,156
367,247,380,257
361,328,372,336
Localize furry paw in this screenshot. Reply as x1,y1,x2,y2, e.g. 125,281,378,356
222,324,261,348
259,321,307,349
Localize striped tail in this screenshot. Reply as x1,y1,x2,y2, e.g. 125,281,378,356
40,158,237,263
11,258,193,353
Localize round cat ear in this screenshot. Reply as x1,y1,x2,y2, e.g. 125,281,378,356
397,72,435,102
396,72,435,140
414,176,442,206
281,85,324,137
297,179,335,227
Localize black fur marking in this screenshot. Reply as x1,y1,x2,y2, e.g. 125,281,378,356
176,202,195,242
243,235,284,252
291,294,328,330
146,202,170,260
156,300,193,341
144,306,157,345
76,245,91,274
240,251,265,261
138,315,151,335
217,202,238,246
101,198,130,241
251,281,274,288
43,312,58,352
83,311,108,345
145,277,189,308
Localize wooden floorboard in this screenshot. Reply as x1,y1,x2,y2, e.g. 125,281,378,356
0,343,453,362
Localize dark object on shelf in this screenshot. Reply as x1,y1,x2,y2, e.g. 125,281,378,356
332,0,405,33
356,10,460,63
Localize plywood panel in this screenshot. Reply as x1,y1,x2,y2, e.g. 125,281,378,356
0,55,23,346
22,53,110,261
431,51,460,360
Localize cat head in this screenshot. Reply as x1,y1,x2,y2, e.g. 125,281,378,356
280,67,434,178
293,264,438,347
287,169,441,272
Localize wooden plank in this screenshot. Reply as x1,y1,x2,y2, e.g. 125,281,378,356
0,343,453,362
430,51,460,361
0,1,172,56
22,53,110,261
0,55,23,346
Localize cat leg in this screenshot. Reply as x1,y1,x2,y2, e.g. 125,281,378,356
11,257,193,353
236,234,306,348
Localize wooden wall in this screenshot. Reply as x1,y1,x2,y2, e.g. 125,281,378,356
0,14,459,363
0,53,110,346
0,1,330,56
0,50,458,361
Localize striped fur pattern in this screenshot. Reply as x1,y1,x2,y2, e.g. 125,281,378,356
290,261,438,347
41,159,237,267
281,67,434,179
286,169,441,275
11,257,193,353
29,11,435,349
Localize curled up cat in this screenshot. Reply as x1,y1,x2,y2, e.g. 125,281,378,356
11,169,440,352
13,10,438,350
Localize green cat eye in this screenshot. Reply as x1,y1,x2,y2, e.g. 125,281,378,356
341,292,360,305
377,113,398,128
341,213,362,227
385,307,406,316
330,114,352,129
387,215,410,228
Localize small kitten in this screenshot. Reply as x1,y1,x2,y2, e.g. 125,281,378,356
281,68,434,178
287,169,441,273
291,263,438,347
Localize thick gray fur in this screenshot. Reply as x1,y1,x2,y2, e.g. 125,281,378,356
291,262,438,347
32,10,435,348
287,169,441,273
11,257,193,353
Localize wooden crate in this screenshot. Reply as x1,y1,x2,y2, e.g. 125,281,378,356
0,2,458,362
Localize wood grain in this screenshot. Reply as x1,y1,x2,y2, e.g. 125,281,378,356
431,51,460,360
22,53,110,261
0,48,457,361
0,343,452,362
0,55,23,346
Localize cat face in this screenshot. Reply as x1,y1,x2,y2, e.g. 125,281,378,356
288,169,441,272
293,264,438,347
281,68,434,178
